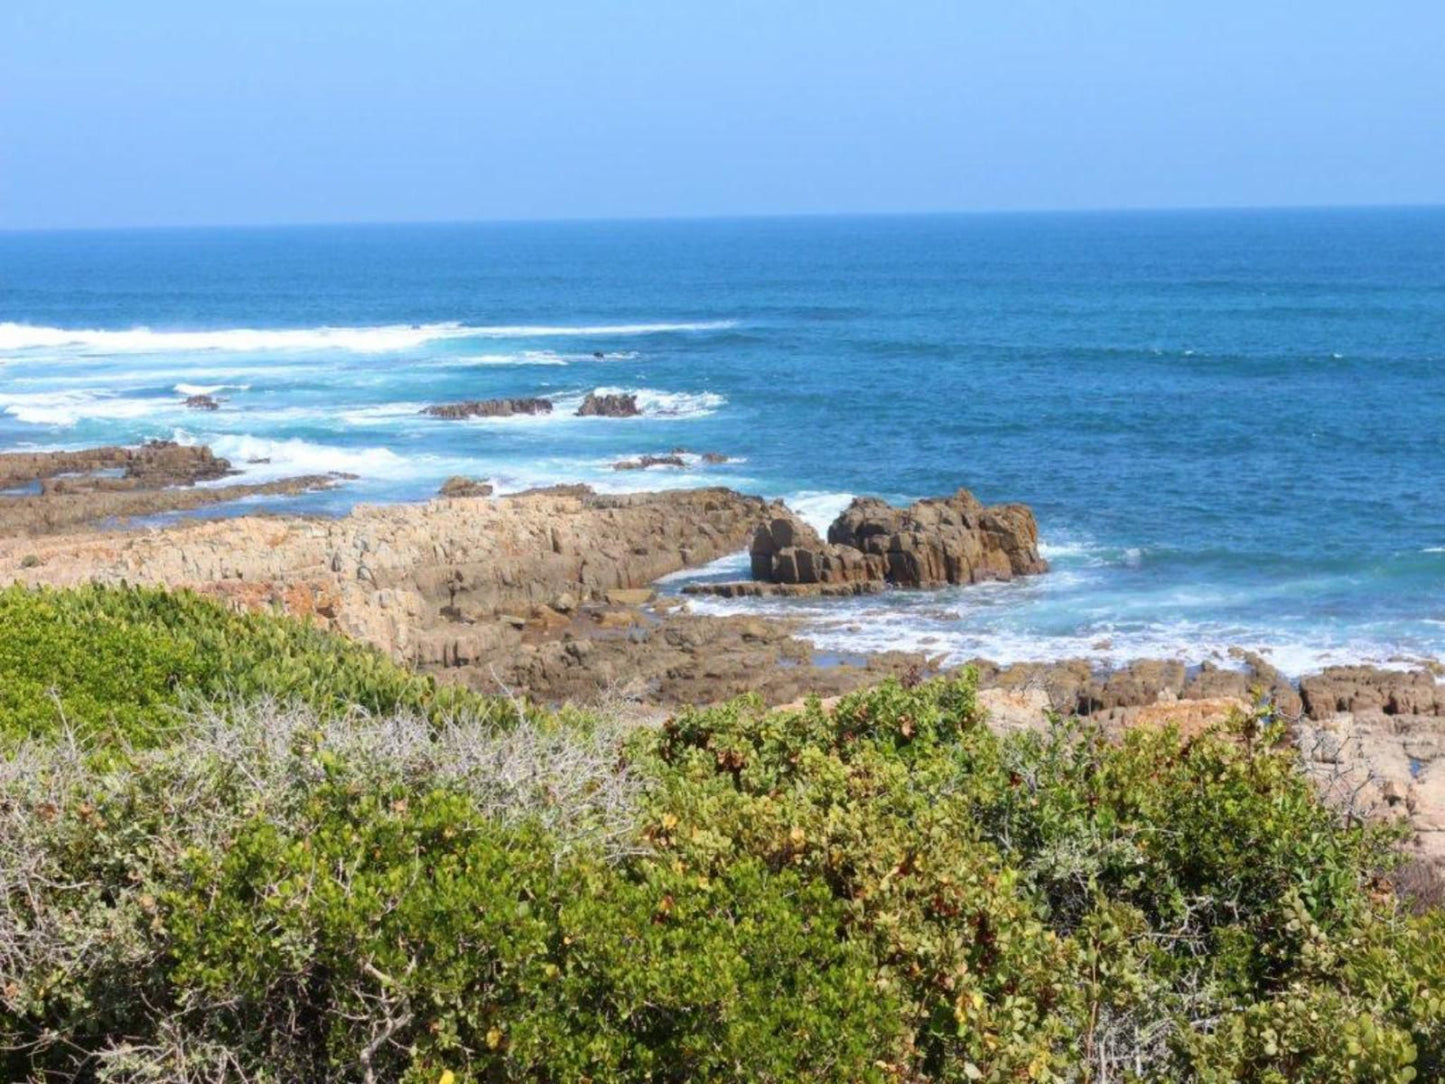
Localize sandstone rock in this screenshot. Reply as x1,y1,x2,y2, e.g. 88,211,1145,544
3,484,770,667
748,488,1047,590
606,588,655,606
1300,666,1445,720
977,687,1052,733
422,398,553,420
437,476,494,498
592,610,640,630
682,580,884,599
1125,696,1250,736
749,508,825,579
576,392,640,417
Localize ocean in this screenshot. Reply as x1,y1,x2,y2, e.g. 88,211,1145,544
2,209,1443,675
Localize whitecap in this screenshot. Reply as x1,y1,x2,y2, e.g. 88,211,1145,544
0,319,737,356
1,390,169,427
780,491,855,535
205,434,415,481
174,382,251,396
444,351,571,367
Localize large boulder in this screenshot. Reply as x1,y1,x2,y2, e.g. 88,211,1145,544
749,488,1047,589
576,392,640,418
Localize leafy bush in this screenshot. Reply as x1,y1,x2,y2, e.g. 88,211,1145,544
1,609,1440,1082
0,583,506,744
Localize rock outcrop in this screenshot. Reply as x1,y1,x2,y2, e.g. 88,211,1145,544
1,441,233,491
422,398,553,419
437,476,494,498
576,392,640,417
613,455,686,471
1,485,771,666
748,489,1047,589
0,442,345,536
1300,666,1445,718
183,394,221,410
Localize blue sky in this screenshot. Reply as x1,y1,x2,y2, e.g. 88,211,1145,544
3,1,1442,229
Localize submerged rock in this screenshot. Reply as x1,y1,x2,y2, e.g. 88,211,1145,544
183,393,221,410
422,398,553,419
576,391,640,417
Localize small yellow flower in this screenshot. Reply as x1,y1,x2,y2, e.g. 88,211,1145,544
486,1027,503,1050
438,1071,455,1084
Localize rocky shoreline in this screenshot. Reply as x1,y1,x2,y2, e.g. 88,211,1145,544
0,443,1440,877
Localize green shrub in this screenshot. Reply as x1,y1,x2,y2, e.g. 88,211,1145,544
1,610,1440,1083
0,583,505,744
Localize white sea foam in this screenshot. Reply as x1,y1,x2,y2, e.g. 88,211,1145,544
0,320,736,356
447,351,571,366
440,348,645,367
205,434,416,481
461,321,734,338
780,491,855,535
654,550,752,584
1,390,168,427
1038,539,1098,560
337,403,432,425
174,382,250,396
568,387,727,419
679,586,1432,679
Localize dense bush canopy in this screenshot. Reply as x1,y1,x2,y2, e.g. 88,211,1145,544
0,586,1440,1082
0,583,504,742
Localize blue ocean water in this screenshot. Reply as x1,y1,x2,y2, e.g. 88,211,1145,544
2,210,1443,674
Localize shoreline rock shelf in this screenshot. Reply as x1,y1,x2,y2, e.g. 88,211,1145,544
0,441,350,536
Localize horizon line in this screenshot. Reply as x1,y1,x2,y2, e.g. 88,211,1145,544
3,200,1443,236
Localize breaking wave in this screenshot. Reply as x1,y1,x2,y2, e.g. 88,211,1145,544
0,320,738,355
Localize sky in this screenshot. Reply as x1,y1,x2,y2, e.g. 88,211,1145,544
2,1,1443,230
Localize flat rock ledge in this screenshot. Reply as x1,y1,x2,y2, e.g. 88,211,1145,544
0,442,347,537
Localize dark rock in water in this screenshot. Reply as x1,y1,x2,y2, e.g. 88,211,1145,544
749,488,1047,589
612,454,686,471
576,391,640,417
438,476,494,498
700,452,730,464
592,350,605,359
422,398,553,420
683,580,884,599
183,394,220,410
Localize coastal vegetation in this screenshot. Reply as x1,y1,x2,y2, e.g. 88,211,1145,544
1,585,1441,1082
